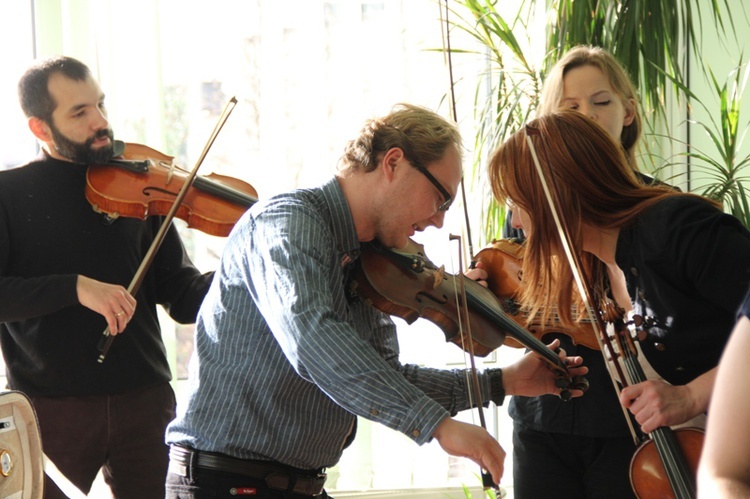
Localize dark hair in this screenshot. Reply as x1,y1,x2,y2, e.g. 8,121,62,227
339,103,462,174
18,56,92,122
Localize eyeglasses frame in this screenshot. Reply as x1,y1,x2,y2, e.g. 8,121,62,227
410,161,453,212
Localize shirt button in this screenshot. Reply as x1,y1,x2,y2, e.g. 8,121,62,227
630,267,639,277
370,409,379,416
411,429,421,438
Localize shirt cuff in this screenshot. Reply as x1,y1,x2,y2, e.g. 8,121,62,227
489,368,505,406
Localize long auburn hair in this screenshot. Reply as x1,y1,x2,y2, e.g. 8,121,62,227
488,110,716,326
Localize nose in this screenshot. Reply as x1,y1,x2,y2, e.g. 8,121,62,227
579,103,596,121
426,210,446,230
510,209,524,229
92,107,109,131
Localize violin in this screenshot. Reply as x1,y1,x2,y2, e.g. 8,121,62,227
348,238,589,399
474,238,600,350
85,142,258,237
599,304,704,499
517,125,704,498
93,100,250,363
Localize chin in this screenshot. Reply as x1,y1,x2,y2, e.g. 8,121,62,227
377,233,406,250
392,239,410,251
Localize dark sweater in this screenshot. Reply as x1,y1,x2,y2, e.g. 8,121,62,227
616,196,750,385
0,153,212,396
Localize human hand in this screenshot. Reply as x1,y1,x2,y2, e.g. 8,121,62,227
76,275,136,335
432,417,505,486
465,261,488,288
619,380,695,433
502,339,588,398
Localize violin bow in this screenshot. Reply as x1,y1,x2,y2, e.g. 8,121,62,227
439,0,476,263
440,1,498,491
524,124,639,443
96,96,238,363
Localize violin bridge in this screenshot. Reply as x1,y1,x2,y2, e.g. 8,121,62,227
433,265,445,290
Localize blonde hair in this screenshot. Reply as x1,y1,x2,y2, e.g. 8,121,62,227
339,103,461,174
539,46,641,166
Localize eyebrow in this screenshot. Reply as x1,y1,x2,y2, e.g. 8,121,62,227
66,93,106,115
562,89,613,102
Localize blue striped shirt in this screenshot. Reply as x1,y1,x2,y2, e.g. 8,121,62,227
166,177,492,469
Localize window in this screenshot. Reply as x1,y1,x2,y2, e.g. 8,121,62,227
6,0,520,495
0,0,36,170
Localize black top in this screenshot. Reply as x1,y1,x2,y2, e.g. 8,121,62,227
0,153,212,396
616,196,750,385
741,289,750,320
510,195,750,437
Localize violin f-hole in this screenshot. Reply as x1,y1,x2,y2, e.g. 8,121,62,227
414,290,449,306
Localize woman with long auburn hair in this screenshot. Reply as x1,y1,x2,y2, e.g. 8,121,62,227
491,109,750,498
491,110,683,325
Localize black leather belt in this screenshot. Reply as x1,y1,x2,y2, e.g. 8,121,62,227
169,445,327,496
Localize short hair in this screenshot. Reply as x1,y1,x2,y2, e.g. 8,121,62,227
18,56,92,123
339,103,462,174
539,46,642,165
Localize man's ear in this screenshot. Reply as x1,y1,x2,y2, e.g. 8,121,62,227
381,147,404,181
28,117,52,143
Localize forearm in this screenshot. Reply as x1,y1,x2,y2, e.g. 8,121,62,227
684,367,716,418
0,274,79,322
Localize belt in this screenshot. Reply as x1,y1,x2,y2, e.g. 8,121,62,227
169,445,327,496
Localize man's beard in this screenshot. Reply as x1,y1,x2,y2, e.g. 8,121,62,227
49,123,115,164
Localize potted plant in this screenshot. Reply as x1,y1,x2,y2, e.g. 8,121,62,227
449,0,748,243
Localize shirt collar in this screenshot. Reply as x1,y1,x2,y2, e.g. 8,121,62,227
320,176,361,265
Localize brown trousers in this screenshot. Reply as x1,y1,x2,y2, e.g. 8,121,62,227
30,382,175,499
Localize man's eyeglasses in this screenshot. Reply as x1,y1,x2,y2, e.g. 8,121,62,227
411,162,453,212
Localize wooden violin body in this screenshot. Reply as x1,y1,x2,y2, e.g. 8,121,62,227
349,239,588,398
86,142,258,237
602,307,702,499
475,238,601,350
351,239,505,357
630,427,704,499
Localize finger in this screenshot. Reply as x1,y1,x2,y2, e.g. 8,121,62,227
113,309,130,334
640,414,657,434
123,291,136,309
565,355,583,366
120,300,135,318
483,455,504,487
105,313,119,336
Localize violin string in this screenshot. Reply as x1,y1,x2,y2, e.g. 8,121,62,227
446,237,478,419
